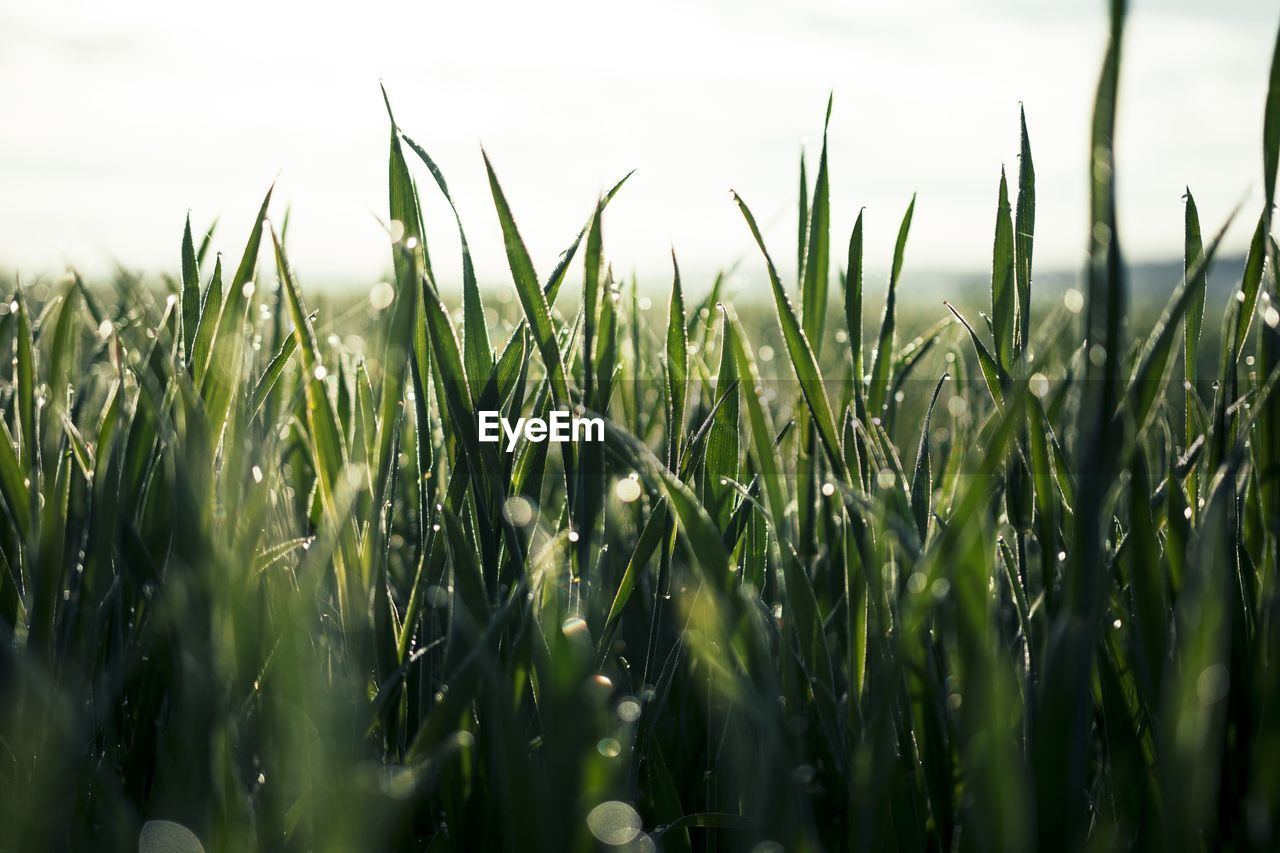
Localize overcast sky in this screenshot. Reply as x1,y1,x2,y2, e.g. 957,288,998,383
1,0,1276,293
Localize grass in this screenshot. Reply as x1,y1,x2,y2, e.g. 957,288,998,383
3,1,1280,850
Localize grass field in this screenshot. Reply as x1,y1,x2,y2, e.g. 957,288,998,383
3,2,1280,851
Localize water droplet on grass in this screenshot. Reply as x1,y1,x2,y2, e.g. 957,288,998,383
587,801,642,846
562,616,589,638
503,496,534,527
370,281,395,310
615,478,642,503
140,820,205,853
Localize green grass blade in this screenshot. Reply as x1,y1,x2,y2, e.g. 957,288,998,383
1015,107,1036,354
801,96,832,353
180,213,200,361
868,195,916,416
946,302,1008,409
0,417,32,540
544,171,632,306
991,168,1016,371
249,319,306,417
189,254,222,380
733,192,844,475
271,224,358,624
1233,215,1266,362
14,288,37,480
1126,204,1237,436
483,151,571,407
200,186,273,440
845,210,865,392
1036,2,1127,844
1265,20,1280,219
911,374,948,542
1184,190,1207,449
666,254,688,466
399,132,493,390
797,149,809,285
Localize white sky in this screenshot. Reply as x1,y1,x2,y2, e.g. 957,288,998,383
1,0,1276,293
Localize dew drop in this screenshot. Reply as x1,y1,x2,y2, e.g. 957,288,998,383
587,802,642,846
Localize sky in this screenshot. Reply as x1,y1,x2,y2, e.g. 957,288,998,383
1,0,1276,295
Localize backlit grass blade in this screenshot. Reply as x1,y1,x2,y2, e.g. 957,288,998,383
189,254,222,380
369,235,418,530
0,417,32,540
911,374,948,542
484,151,570,407
200,186,273,439
797,150,809,284
598,417,730,587
734,192,844,475
270,224,358,625
41,279,80,464
1232,216,1266,362
382,89,429,278
1016,107,1035,353
419,273,513,583
702,315,740,529
542,172,632,308
801,96,832,353
1125,204,1237,436
195,217,217,267
666,254,688,467
593,278,618,409
596,499,668,661
946,302,1008,409
723,308,787,537
991,168,1015,371
868,195,916,416
1265,20,1280,220
399,132,493,390
845,210,865,392
1162,465,1234,847
249,319,307,417
1036,2,1127,846
1184,190,1207,450
1123,450,1167,708
181,213,200,361
14,288,37,480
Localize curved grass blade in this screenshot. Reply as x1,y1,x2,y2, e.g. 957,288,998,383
483,151,570,407
801,95,832,353
733,192,844,475
189,254,223,380
399,132,493,390
1015,107,1036,353
946,301,1008,409
249,317,309,417
1125,202,1238,436
180,213,200,361
846,209,865,389
868,195,916,416
911,374,948,542
666,254,688,466
991,168,1015,371
271,224,359,625
1184,190,1207,450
